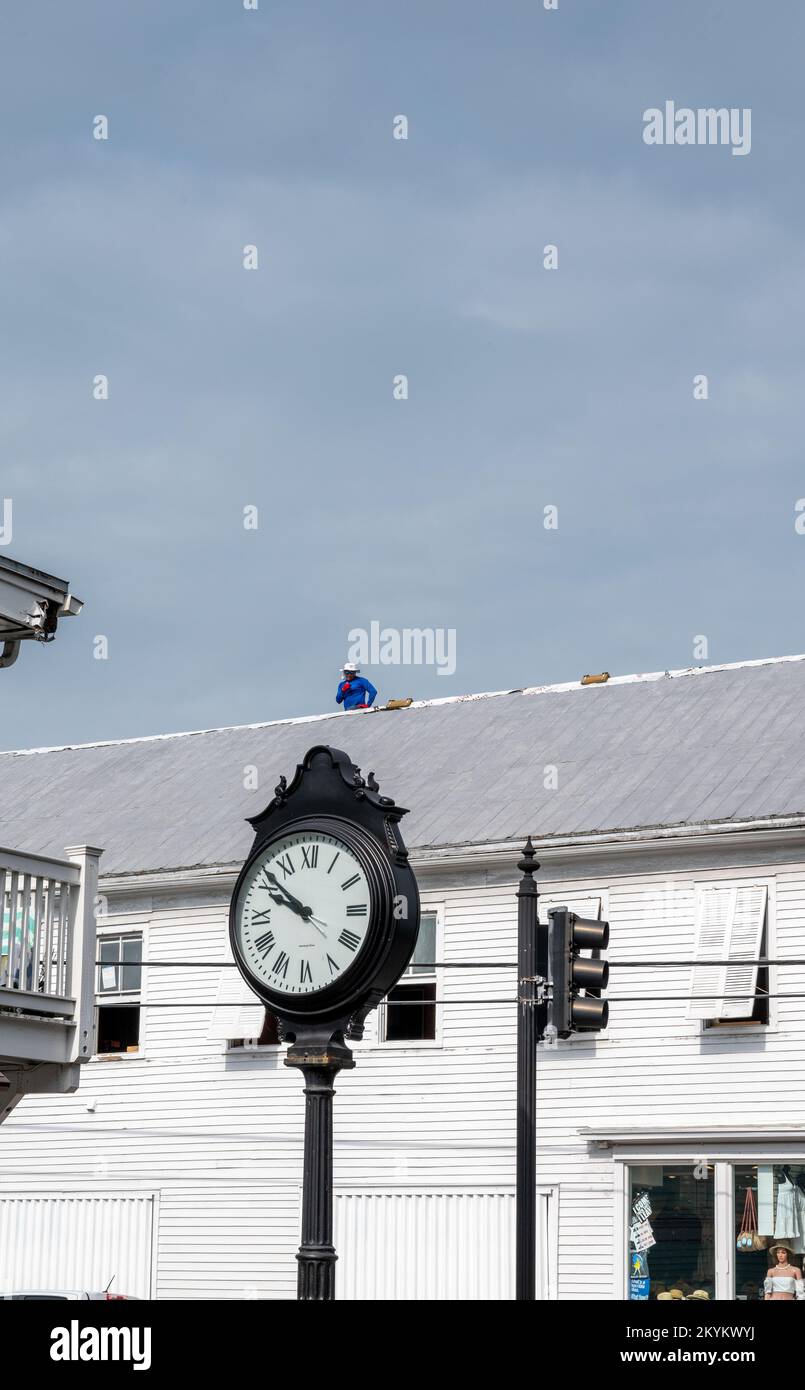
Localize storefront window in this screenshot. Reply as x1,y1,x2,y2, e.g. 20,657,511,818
735,1165,805,1301
628,1165,714,1301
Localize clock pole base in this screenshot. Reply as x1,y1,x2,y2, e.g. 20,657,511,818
296,1246,337,1301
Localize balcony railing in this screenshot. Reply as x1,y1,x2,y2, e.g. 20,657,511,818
0,844,102,1065
0,851,78,1011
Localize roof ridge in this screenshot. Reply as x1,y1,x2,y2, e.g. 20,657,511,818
3,651,804,758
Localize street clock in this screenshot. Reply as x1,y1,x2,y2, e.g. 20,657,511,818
229,743,420,1301
230,744,420,1042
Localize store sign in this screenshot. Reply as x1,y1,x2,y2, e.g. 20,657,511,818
629,1276,650,1300
630,1251,648,1278
633,1193,652,1222
630,1219,656,1252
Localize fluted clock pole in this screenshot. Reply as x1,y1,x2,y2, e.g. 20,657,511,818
286,1039,355,1300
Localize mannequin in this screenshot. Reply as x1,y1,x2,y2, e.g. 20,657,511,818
765,1244,804,1301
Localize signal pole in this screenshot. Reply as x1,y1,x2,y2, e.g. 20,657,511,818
516,838,540,1300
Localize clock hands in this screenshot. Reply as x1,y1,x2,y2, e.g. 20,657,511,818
263,871,310,918
267,887,306,914
263,871,328,939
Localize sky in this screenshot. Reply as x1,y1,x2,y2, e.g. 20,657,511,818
1,0,803,748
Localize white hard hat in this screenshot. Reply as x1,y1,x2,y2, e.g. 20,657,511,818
342,662,360,674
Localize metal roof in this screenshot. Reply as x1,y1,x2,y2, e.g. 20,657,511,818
2,655,805,876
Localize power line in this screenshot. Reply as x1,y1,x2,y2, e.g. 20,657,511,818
93,960,518,969
94,999,519,1008
94,957,805,969
90,994,796,1008
612,959,804,969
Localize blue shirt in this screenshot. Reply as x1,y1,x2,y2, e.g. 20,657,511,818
336,676,377,711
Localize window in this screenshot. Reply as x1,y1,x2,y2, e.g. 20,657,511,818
96,933,142,1054
539,895,602,925
688,883,769,1026
228,1010,281,1048
734,1165,805,1300
380,911,438,1043
627,1164,715,1301
626,1159,805,1301
208,938,273,1048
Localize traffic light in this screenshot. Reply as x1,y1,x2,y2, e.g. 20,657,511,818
547,907,609,1037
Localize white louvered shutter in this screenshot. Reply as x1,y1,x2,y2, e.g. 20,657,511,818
207,938,265,1041
688,885,767,1021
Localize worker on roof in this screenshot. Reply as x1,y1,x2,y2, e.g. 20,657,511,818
336,662,377,712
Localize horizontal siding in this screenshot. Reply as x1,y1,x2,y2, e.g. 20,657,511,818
156,1187,298,1299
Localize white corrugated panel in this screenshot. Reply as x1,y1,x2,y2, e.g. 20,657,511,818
0,1194,154,1298
335,1189,521,1300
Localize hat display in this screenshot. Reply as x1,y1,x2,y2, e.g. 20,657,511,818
656,1291,674,1300
687,1289,710,1301
668,1288,685,1299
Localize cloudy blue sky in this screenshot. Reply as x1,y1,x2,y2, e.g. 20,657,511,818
1,0,802,748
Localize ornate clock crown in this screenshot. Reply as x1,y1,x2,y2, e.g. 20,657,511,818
247,745,410,862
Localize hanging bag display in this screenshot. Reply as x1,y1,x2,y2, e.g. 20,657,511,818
737,1187,758,1251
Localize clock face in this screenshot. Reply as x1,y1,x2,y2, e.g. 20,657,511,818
234,830,372,996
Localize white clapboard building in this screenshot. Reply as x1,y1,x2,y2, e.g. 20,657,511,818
1,654,805,1301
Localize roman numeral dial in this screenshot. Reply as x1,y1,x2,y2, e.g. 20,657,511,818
235,830,373,997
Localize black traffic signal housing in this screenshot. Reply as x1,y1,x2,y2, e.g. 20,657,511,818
547,907,609,1037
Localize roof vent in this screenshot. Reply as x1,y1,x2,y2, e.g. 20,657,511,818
580,672,610,686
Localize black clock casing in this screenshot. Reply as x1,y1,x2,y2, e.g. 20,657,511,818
229,745,420,1041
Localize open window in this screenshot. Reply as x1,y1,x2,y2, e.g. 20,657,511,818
228,1011,282,1048
208,938,278,1049
380,911,439,1044
688,883,769,1027
96,933,142,1054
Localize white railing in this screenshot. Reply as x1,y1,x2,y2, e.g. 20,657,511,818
0,845,102,1060
0,851,78,1005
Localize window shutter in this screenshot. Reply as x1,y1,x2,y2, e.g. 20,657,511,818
688,885,767,1021
721,885,767,1020
207,939,265,1041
